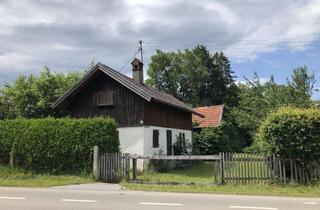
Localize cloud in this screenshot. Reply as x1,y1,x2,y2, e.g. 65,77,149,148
0,0,320,85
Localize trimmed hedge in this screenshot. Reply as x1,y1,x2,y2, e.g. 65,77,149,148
259,107,320,164
0,118,119,173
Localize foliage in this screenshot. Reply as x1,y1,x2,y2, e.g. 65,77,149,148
232,68,315,145
146,46,239,107
287,66,315,108
258,107,320,167
173,135,191,155
148,150,174,172
192,122,245,155
0,118,119,173
0,66,83,119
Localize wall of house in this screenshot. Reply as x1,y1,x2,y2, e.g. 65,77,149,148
144,101,192,130
117,125,191,156
68,73,145,127
117,125,192,169
143,126,192,156
66,72,193,130
118,126,144,155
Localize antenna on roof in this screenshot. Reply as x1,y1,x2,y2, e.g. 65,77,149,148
139,40,143,63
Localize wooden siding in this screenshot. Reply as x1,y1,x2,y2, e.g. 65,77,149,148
66,73,192,130
144,101,192,130
68,74,145,127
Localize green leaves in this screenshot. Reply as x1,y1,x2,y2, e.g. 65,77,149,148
0,66,83,119
192,122,244,155
259,107,320,165
146,46,238,107
0,118,119,173
287,66,315,108
231,67,315,145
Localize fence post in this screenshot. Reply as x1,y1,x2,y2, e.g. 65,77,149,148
9,143,15,167
133,158,137,180
290,158,294,184
93,146,100,180
220,152,225,185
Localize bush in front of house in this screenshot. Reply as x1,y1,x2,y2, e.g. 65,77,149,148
258,107,320,167
192,122,244,155
0,117,119,173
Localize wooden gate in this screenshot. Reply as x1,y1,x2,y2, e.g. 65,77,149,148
99,153,130,183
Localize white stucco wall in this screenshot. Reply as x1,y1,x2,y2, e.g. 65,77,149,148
117,127,144,155
143,126,192,156
117,126,192,156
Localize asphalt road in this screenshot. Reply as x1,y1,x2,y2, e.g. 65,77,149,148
0,184,319,210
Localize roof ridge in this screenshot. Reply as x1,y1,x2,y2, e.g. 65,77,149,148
54,62,199,115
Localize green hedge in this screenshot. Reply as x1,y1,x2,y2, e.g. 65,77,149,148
0,118,119,173
259,107,320,164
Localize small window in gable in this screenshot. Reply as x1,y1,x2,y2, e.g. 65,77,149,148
153,130,159,148
93,89,114,106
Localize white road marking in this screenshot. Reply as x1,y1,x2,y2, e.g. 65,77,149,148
0,196,26,200
229,206,278,210
303,202,317,205
61,199,97,203
139,202,183,206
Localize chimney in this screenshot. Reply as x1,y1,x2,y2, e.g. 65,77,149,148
131,58,144,83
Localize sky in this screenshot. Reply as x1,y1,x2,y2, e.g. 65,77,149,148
1,0,320,98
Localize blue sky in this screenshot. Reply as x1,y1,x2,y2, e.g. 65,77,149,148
0,0,319,98
232,41,320,98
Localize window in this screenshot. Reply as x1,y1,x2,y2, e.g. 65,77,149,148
153,130,159,148
93,89,114,106
166,130,172,155
179,132,185,141
179,132,186,148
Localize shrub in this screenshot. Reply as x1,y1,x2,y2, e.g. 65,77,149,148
173,135,191,155
0,118,119,173
192,122,244,155
258,107,320,165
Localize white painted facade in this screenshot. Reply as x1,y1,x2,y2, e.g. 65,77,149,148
118,126,192,156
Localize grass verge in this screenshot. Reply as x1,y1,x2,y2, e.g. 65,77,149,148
0,165,94,187
122,183,320,197
123,161,320,197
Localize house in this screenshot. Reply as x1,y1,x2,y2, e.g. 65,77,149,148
53,58,200,156
192,105,224,131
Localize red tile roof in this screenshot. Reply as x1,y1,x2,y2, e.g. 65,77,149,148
192,105,224,128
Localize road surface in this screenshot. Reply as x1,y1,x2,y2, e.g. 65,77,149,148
0,184,319,210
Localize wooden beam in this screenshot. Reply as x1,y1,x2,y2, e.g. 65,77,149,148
129,155,221,160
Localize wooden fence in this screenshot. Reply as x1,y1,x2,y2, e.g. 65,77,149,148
95,151,315,185
221,152,310,185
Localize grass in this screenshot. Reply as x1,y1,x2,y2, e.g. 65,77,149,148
122,161,320,197
122,182,320,197
136,161,215,183
0,165,94,187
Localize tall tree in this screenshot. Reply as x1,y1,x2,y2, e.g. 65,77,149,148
287,65,315,108
231,73,268,143
0,66,83,119
204,51,239,107
232,66,315,146
146,46,238,107
0,93,4,120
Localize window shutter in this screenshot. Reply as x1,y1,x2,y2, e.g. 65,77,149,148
153,130,159,148
93,90,114,106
